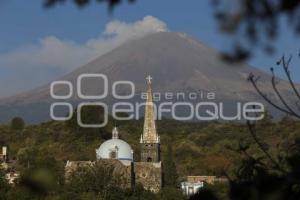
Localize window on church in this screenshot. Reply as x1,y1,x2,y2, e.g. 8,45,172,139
109,150,117,159
147,157,152,162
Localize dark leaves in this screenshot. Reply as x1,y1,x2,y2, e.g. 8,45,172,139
44,0,135,10
220,46,250,63
212,0,300,62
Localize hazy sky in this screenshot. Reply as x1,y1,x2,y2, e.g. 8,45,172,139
0,0,299,98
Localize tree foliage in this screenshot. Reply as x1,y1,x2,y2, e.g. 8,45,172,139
10,117,25,130
163,142,178,187
0,115,300,199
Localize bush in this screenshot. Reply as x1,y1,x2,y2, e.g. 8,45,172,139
10,117,25,130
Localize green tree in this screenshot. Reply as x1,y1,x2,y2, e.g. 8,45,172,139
163,142,178,187
158,186,186,200
123,184,158,200
17,147,36,168
20,168,58,196
65,163,122,199
10,117,25,130
6,186,34,200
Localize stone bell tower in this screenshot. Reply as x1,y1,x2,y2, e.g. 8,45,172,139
140,75,160,162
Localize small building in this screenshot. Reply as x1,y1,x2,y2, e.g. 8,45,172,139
0,146,8,163
187,175,228,185
181,181,204,196
0,146,20,185
181,176,228,196
187,176,216,184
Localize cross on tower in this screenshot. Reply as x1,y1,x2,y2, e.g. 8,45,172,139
146,75,152,84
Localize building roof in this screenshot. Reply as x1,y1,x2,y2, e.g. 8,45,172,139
96,127,133,161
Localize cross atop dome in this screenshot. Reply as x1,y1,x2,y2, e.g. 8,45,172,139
112,126,119,139
146,75,152,84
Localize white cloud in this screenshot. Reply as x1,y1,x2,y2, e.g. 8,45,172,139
0,16,168,71
0,16,168,98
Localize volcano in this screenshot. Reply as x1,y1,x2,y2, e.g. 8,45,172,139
0,32,295,123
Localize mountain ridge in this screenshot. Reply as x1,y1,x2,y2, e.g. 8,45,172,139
0,32,295,123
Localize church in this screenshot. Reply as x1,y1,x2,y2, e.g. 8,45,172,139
65,76,162,193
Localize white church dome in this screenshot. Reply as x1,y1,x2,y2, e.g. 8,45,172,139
96,127,133,161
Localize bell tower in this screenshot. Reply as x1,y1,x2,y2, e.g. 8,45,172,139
140,75,160,162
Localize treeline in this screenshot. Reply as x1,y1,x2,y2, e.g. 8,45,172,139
0,113,299,199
